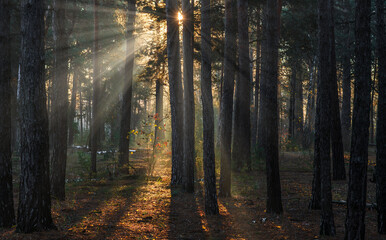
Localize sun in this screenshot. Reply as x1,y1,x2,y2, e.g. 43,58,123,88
178,12,183,22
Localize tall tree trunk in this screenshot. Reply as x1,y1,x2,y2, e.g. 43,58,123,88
232,0,251,171
219,0,237,197
166,0,184,185
304,57,316,148
376,0,386,234
317,0,336,235
0,0,15,228
294,68,303,144
91,0,100,174
251,7,261,149
370,72,376,143
345,0,371,238
330,1,346,181
69,66,79,147
288,65,296,140
341,0,352,152
119,0,136,168
17,0,56,232
201,0,219,215
79,81,83,142
259,0,283,214
309,77,322,210
154,80,164,141
51,0,69,200
182,0,195,193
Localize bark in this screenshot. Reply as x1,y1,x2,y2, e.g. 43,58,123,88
288,65,296,139
166,0,184,185
68,66,79,147
91,0,100,174
51,0,69,200
118,0,136,168
183,0,195,193
294,68,303,143
345,0,372,239
0,0,15,228
219,0,237,197
259,0,283,214
232,0,251,171
251,7,261,149
304,57,316,148
17,0,56,232
201,0,219,215
318,0,335,235
376,0,386,234
330,1,346,181
154,80,164,141
309,82,321,210
341,0,352,152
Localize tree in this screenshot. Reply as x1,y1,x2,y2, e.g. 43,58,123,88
251,6,261,150
259,0,283,214
232,0,251,171
317,0,335,235
340,0,352,152
376,0,386,234
345,0,371,238
329,0,345,180
68,65,79,147
51,0,70,200
0,0,15,228
182,0,195,193
219,0,237,197
91,0,101,174
201,0,219,215
17,0,56,232
119,0,136,168
166,0,184,185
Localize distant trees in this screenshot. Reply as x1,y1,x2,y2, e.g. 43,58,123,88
17,0,56,232
345,0,372,238
0,0,15,228
259,0,283,214
119,0,136,168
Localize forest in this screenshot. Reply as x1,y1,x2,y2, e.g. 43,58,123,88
0,0,385,239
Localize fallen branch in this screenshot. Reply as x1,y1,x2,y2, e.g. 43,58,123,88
332,200,377,209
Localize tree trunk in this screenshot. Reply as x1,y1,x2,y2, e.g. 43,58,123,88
232,0,251,171
0,0,15,228
154,80,164,141
201,0,219,215
91,0,100,174
251,7,261,150
51,0,70,200
183,0,195,193
68,66,79,147
345,0,371,238
376,0,386,234
119,0,136,168
219,0,237,197
317,0,336,235
166,0,184,185
304,57,316,148
341,0,352,152
288,65,296,140
17,0,56,232
259,0,283,214
294,67,303,144
330,1,346,181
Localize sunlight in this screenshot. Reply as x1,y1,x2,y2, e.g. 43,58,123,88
178,12,183,22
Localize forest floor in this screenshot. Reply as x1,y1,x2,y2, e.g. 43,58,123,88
0,147,383,240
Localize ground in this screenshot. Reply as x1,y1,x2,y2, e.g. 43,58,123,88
0,148,382,239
